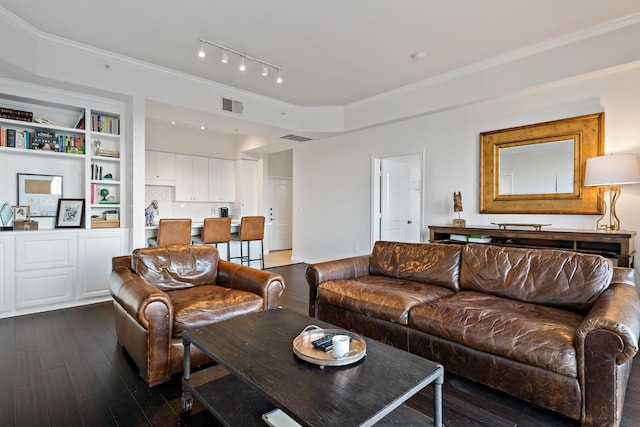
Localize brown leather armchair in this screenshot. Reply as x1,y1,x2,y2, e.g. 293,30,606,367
109,245,285,386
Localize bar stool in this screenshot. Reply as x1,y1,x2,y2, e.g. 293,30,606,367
147,218,192,247
192,217,232,261
230,216,265,269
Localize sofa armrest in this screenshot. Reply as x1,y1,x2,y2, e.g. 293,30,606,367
305,254,371,318
576,268,640,365
216,260,285,310
109,262,173,332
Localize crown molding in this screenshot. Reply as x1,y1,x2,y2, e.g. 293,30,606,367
347,12,640,110
0,6,343,116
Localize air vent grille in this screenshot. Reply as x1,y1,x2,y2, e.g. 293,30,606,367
221,98,244,114
280,134,312,142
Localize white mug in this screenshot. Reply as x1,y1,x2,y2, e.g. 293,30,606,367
332,335,350,358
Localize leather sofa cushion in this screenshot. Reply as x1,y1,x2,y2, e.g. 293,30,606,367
369,241,462,291
132,245,220,291
409,291,583,377
460,244,612,312
169,285,263,337
318,276,454,325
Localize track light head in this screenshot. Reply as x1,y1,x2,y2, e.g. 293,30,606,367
276,69,283,84
198,42,206,58
261,64,269,77
221,51,229,63
239,56,246,72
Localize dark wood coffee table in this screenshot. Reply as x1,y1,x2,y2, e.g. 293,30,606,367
181,308,443,426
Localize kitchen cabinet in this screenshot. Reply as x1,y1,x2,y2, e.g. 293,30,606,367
209,158,236,202
146,150,176,185
236,159,258,216
176,154,209,201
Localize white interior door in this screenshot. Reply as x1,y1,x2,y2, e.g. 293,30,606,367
268,177,292,250
377,154,421,243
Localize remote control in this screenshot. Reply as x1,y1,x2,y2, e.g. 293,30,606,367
312,333,338,349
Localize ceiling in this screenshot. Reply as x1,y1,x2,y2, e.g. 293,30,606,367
2,1,640,134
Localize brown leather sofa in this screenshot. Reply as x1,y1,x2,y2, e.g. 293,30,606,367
306,241,640,426
110,245,285,386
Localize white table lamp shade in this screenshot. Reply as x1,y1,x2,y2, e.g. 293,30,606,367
584,154,640,186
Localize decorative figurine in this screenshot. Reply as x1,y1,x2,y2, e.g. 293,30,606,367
453,191,466,228
100,188,109,202
145,200,159,226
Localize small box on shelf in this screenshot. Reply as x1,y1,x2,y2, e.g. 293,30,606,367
91,219,120,228
13,220,38,231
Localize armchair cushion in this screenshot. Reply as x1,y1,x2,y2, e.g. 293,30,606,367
169,285,263,337
132,245,220,291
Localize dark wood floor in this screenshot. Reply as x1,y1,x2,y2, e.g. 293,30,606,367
1,262,638,426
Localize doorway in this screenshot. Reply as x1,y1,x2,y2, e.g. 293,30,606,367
268,177,293,251
372,153,422,243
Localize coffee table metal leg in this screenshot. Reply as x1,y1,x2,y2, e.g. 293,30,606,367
181,339,193,413
433,369,444,427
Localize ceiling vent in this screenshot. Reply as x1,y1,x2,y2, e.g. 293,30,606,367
280,134,312,142
221,98,244,114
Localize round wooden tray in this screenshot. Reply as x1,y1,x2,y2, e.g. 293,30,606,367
293,325,367,368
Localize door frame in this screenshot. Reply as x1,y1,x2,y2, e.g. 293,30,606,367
371,150,424,246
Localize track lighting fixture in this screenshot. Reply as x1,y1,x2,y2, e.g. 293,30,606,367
197,38,283,85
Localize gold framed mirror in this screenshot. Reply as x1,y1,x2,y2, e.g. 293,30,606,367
480,113,604,214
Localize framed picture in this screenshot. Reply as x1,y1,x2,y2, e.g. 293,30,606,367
55,198,85,228
12,205,30,222
17,173,63,217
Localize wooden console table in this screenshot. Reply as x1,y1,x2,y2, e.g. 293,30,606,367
428,225,636,268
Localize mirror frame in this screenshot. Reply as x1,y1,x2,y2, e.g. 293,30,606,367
480,113,604,214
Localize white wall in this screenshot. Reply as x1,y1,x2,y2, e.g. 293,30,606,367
293,63,640,263
268,150,293,177
145,119,237,159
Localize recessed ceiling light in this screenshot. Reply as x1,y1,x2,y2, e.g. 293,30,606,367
200,126,205,130
171,121,176,125
410,51,426,61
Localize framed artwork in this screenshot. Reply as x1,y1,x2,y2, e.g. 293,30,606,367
55,198,85,228
12,205,30,222
0,201,13,227
17,173,63,217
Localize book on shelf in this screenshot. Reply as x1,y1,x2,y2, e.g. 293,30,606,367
15,132,25,149
0,128,6,147
0,107,33,122
6,128,15,147
73,109,85,130
92,114,120,135
469,235,492,243
99,149,120,158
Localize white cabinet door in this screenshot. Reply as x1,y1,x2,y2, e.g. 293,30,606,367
146,151,176,185
237,159,258,203
77,229,129,299
176,154,209,201
14,232,76,309
192,156,209,201
209,158,236,202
